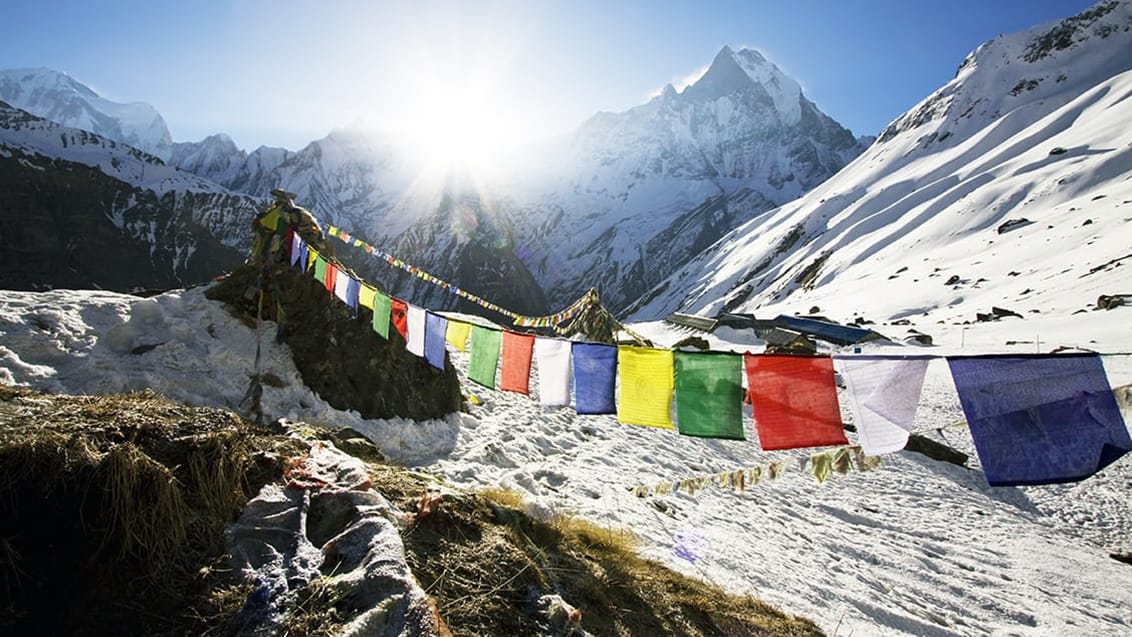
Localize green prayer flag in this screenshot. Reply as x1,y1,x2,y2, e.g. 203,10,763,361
312,255,327,282
372,291,391,339
468,326,502,388
673,351,745,440
811,451,833,484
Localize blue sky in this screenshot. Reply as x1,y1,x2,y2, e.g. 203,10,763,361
1,0,1099,151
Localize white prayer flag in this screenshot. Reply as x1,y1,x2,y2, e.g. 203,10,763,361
835,356,929,455
406,304,427,357
333,270,352,305
534,337,573,407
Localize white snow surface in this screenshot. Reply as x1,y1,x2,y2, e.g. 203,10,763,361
1,285,1130,636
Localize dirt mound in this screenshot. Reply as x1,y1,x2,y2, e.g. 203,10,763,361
207,258,463,422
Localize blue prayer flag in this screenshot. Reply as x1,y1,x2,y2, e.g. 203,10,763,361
425,313,448,370
573,343,617,415
947,354,1131,486
345,277,360,317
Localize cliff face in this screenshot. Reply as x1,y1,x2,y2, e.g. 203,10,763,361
0,146,244,291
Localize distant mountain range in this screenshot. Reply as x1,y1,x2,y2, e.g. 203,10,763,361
4,0,1128,325
0,45,869,311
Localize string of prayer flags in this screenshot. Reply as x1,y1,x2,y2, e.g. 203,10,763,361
947,354,1132,486
744,354,848,451
534,338,573,407
673,351,745,440
617,346,675,429
468,326,503,389
500,331,535,395
325,222,605,329
424,312,448,370
513,289,597,329
446,320,472,352
371,290,391,339
573,343,617,415
835,356,929,455
629,446,880,497
406,305,427,357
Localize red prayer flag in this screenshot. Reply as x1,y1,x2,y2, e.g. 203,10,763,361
390,299,408,340
500,331,535,394
743,354,847,450
324,262,338,294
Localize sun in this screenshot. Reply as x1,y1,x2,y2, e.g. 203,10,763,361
404,89,514,175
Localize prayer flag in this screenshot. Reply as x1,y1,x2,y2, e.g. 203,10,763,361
834,356,929,455
372,291,391,339
500,331,535,395
290,233,306,268
406,305,426,357
674,351,744,439
947,354,1131,486
446,320,471,352
312,254,326,282
744,354,847,450
358,284,375,311
811,451,833,484
468,326,502,388
534,338,572,407
333,269,352,305
345,278,360,316
324,262,337,294
390,299,408,341
425,313,447,370
617,346,674,429
573,343,617,415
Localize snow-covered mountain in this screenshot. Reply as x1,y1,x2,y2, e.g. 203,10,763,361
0,101,261,290
627,0,1132,345
149,46,868,316
491,45,870,312
0,68,173,160
0,45,868,316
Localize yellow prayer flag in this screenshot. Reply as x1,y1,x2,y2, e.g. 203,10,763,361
616,346,674,429
358,284,376,310
446,320,472,352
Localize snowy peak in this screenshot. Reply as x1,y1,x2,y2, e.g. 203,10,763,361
0,67,173,160
878,0,1132,144
682,46,803,124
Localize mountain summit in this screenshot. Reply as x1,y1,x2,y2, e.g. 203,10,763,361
682,46,804,124
0,68,172,160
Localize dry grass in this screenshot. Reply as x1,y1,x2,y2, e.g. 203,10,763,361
393,485,822,637
0,385,297,636
1,384,821,636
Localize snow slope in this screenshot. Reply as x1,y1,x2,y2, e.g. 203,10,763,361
626,0,1132,352
1,283,1129,636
